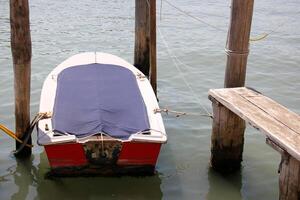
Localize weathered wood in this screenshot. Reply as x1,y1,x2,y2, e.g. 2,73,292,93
238,90,300,134
210,97,245,173
149,0,157,95
266,138,285,156
10,0,32,157
211,0,254,173
279,154,300,200
224,0,254,88
209,87,300,161
210,87,300,198
134,0,157,95
134,0,150,77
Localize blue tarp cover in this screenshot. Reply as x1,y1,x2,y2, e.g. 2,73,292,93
52,63,150,139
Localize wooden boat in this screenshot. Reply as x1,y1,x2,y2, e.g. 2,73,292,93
38,52,167,175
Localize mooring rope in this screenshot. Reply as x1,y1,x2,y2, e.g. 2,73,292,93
154,108,213,118
0,124,33,148
162,0,225,32
158,28,212,119
100,133,105,156
0,112,51,154
13,112,50,155
160,0,298,42
144,0,212,118
249,33,269,42
250,12,300,42
160,0,163,21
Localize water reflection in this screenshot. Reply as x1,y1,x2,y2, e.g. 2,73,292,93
11,156,38,200
37,175,162,200
10,151,163,200
206,167,242,200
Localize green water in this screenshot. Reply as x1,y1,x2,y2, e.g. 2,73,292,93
0,0,299,199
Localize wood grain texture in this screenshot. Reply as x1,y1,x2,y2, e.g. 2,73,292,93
211,0,254,172
224,0,254,88
209,87,300,161
210,97,245,173
149,0,157,95
210,87,300,198
279,154,300,200
10,0,32,157
134,0,150,77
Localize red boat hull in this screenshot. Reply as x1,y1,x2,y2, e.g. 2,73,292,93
44,141,162,176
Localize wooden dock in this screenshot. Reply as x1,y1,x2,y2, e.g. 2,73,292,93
209,87,300,200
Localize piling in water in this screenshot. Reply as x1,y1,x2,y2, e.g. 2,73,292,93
149,0,157,96
10,0,32,157
134,0,157,95
134,0,150,77
210,0,254,172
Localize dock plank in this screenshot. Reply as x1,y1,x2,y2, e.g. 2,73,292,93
234,88,300,135
209,87,300,161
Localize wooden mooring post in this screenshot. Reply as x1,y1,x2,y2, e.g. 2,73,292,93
10,0,32,157
134,0,157,95
210,0,254,173
149,0,157,95
134,0,150,77
224,0,254,88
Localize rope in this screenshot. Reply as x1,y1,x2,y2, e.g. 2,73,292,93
224,48,249,56
160,0,163,21
160,0,299,42
135,128,167,137
162,0,225,32
249,15,300,42
0,112,51,154
0,124,33,148
100,133,105,157
154,108,212,118
158,28,212,118
249,33,269,42
13,112,50,155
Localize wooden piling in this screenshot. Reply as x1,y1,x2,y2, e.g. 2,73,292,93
134,0,157,95
210,0,254,173
134,0,150,77
224,0,254,88
279,153,300,200
267,139,300,200
10,0,32,157
149,0,157,95
210,97,245,173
